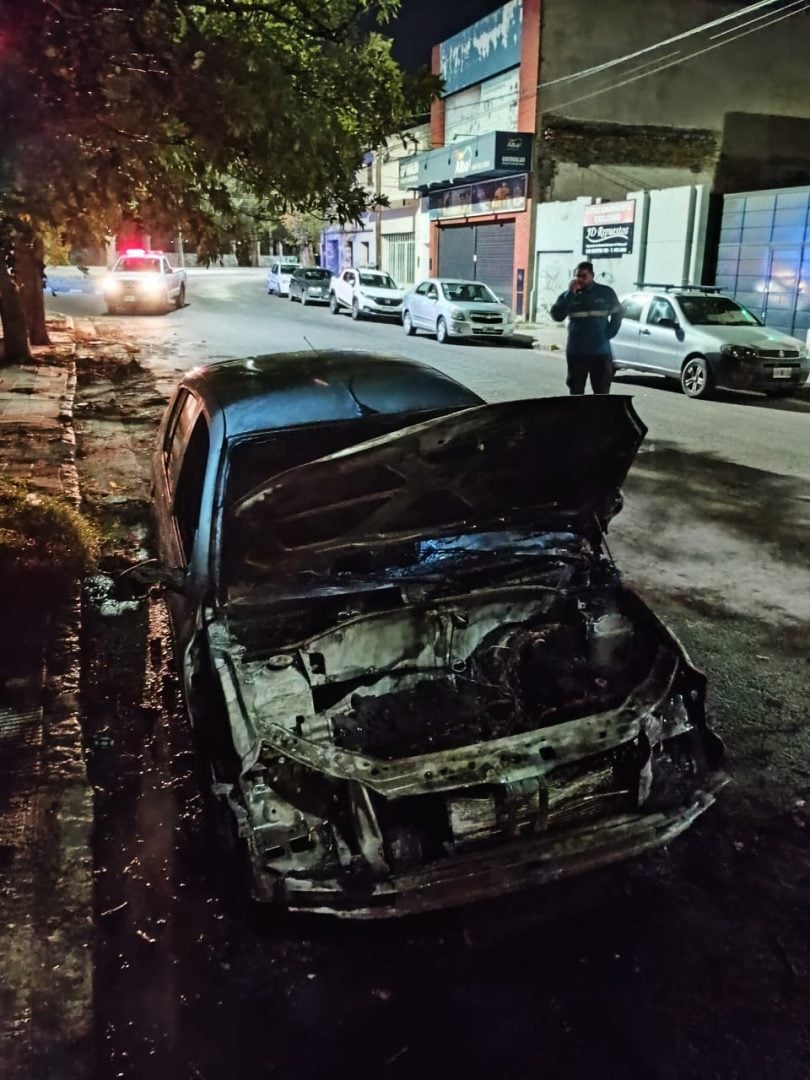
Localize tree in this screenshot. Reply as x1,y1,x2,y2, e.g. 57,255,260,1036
0,0,438,362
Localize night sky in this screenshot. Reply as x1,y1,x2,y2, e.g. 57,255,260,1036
388,0,507,70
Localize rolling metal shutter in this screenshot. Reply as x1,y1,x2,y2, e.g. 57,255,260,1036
438,225,475,281
437,221,515,307
475,221,515,307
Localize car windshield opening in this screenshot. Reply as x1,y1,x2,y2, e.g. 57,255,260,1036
677,296,761,326
441,282,498,303
358,272,396,289
116,258,161,273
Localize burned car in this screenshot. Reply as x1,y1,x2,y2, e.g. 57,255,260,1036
150,350,725,917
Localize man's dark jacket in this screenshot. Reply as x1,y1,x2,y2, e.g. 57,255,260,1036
550,281,622,356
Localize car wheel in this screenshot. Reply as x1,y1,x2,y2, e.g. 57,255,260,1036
351,298,362,321
436,317,450,344
681,356,713,399
403,311,416,336
175,284,185,310
329,293,340,314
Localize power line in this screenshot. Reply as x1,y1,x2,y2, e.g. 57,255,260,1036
551,1,808,112
539,0,783,88
434,0,806,123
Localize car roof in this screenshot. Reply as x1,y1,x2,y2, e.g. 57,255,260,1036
180,351,484,438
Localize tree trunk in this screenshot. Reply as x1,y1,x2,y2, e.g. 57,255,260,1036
17,236,50,347
0,260,33,365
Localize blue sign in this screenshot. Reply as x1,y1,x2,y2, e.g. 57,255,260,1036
439,0,522,97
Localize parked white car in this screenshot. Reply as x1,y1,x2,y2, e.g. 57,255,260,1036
266,258,300,297
329,268,404,320
403,278,515,344
611,286,810,399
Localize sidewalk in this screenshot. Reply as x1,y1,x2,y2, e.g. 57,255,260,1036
0,317,93,1080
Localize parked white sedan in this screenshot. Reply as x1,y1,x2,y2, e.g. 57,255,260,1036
403,278,515,343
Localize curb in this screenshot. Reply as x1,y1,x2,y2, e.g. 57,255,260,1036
0,320,94,1080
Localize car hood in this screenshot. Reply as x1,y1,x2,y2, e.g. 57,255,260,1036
696,324,805,351
451,300,510,315
360,286,404,299
228,396,646,577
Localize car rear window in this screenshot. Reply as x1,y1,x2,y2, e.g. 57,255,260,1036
116,258,161,272
302,269,331,280
280,263,298,274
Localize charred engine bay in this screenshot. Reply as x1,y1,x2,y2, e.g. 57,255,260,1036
333,590,650,759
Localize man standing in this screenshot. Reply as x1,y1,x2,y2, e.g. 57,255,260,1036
550,261,622,394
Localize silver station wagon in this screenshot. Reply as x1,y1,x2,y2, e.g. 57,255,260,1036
612,286,809,399
147,351,725,917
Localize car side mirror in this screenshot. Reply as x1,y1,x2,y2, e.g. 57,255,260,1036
125,561,187,593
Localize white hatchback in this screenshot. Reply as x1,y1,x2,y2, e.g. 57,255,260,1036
403,278,515,344
266,259,300,297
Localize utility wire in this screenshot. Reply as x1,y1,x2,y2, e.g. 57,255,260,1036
538,0,783,87
551,1,808,112
434,0,806,122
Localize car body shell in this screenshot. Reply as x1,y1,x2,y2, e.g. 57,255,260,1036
329,269,404,319
288,267,332,305
266,259,300,297
103,253,186,314
403,278,515,343
612,289,810,396
149,351,725,917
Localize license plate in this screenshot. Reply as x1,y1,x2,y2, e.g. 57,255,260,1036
772,367,792,379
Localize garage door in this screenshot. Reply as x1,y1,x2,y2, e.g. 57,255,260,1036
475,222,515,307
437,225,475,282
437,222,515,307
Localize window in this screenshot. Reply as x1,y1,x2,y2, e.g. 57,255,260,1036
173,415,210,563
342,271,354,283
647,297,677,325
621,295,645,322
415,281,432,295
164,390,198,492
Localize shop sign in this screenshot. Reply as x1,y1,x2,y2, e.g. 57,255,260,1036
582,200,635,258
428,174,527,221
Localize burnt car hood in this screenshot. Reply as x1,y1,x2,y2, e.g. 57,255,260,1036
228,396,646,577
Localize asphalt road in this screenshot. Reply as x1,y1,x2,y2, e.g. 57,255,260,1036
50,267,810,483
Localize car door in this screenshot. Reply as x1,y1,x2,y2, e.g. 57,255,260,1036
154,389,211,652
414,282,439,328
338,270,355,307
638,295,684,374
612,294,647,369
408,281,432,326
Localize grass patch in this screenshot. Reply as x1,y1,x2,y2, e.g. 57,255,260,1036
0,477,100,586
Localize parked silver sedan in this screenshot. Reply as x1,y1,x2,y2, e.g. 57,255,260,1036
612,287,809,399
403,278,515,344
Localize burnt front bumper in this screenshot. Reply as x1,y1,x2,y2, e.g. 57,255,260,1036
266,779,726,918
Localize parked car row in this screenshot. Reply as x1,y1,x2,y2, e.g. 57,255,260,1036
266,267,810,396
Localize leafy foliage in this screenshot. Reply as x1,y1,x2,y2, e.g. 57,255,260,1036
0,0,437,259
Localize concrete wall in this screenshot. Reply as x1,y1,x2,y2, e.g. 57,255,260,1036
531,184,709,321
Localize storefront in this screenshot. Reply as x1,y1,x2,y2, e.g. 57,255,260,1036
400,130,533,311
